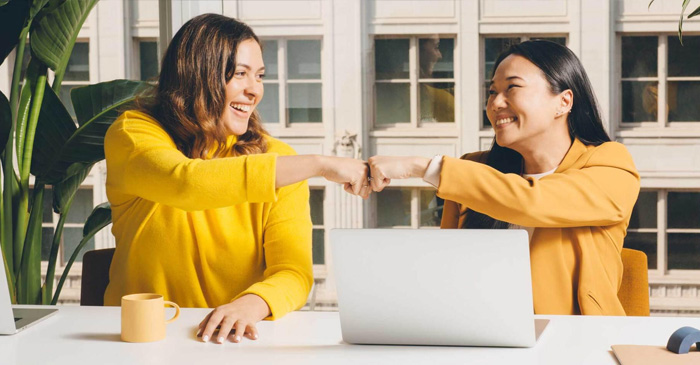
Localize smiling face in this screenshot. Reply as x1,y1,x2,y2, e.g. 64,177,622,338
486,54,571,153
221,39,265,136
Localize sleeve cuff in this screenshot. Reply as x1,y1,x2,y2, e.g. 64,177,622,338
422,155,444,188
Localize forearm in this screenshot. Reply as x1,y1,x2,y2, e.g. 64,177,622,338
233,294,271,321
275,155,325,189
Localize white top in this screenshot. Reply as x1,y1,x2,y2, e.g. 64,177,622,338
2,305,699,365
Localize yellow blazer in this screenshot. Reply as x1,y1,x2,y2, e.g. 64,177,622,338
439,139,640,315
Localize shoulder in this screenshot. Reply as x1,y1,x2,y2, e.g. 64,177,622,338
108,110,167,137
583,141,635,167
106,110,174,150
264,135,298,157
459,150,489,163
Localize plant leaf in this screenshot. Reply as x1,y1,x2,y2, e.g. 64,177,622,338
52,202,111,304
648,0,655,10
30,82,77,183
29,0,98,74
689,5,700,18
52,162,93,214
31,80,148,183
0,0,10,7
0,0,29,66
16,185,44,304
0,91,10,155
29,0,51,21
678,0,692,44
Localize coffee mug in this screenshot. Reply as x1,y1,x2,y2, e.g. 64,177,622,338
121,293,180,343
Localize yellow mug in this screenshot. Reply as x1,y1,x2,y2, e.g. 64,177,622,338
121,293,180,343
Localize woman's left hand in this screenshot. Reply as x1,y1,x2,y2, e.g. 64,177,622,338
197,294,270,344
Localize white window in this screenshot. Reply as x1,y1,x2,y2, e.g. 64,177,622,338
625,190,700,275
258,39,323,127
482,36,567,129
58,41,90,118
309,188,325,266
374,188,443,228
619,35,700,128
373,36,456,129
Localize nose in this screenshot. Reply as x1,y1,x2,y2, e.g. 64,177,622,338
489,89,508,111
244,75,262,101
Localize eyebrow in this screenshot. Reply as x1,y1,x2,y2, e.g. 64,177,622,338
489,75,525,84
236,63,266,72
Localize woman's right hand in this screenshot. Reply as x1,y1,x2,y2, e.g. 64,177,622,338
319,156,371,199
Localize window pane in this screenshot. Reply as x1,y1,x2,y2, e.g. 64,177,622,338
42,227,54,261
59,85,82,119
668,192,700,229
484,38,520,79
375,39,409,80
375,83,409,125
624,232,657,270
533,37,566,46
66,189,93,224
668,35,700,77
310,189,324,225
668,81,700,122
42,187,54,223
287,40,321,79
261,40,278,79
139,41,159,81
258,83,279,123
420,190,443,227
419,37,453,79
287,83,322,123
312,229,324,265
420,82,454,123
63,227,94,263
63,42,90,81
377,189,411,227
621,36,657,78
628,191,657,229
621,81,657,123
668,233,700,270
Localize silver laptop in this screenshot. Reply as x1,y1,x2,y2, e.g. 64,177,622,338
331,229,547,347
0,249,57,335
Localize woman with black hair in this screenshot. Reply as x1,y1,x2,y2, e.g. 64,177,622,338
368,40,640,315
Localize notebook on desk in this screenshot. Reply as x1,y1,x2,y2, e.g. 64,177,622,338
330,229,547,347
0,248,57,335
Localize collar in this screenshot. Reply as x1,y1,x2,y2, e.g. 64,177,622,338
555,138,588,173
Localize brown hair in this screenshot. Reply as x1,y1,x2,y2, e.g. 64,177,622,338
137,13,267,159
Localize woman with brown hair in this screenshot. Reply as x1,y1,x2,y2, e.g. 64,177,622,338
103,14,369,344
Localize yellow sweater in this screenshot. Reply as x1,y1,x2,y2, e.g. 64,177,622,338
439,139,640,315
103,110,313,319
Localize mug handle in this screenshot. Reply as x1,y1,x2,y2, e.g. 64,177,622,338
164,301,180,324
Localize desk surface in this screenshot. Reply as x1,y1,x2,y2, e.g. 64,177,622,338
2,305,699,365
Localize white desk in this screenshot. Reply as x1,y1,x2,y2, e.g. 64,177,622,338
1,306,699,365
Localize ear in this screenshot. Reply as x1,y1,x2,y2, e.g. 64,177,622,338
559,89,573,114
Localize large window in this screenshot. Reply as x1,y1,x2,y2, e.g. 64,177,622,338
58,41,90,118
482,36,567,128
373,36,456,128
309,188,325,265
625,190,700,273
134,39,159,81
620,35,700,127
258,39,323,126
375,188,443,228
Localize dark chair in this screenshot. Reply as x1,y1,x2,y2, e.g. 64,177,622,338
617,248,650,316
80,248,115,306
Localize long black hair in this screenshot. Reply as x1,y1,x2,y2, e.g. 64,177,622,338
462,40,611,229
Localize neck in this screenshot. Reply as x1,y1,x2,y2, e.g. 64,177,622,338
518,134,573,175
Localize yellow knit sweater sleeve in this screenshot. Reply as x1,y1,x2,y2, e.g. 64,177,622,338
437,142,640,228
234,176,314,320
104,111,278,211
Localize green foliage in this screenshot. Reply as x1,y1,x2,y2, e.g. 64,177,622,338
1,0,148,304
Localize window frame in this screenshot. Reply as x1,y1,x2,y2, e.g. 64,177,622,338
371,34,458,132
259,37,325,133
617,33,700,132
132,37,159,81
372,186,442,229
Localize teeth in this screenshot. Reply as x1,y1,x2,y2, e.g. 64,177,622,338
495,117,516,126
231,103,251,112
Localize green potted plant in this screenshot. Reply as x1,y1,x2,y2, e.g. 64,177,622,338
0,0,147,305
